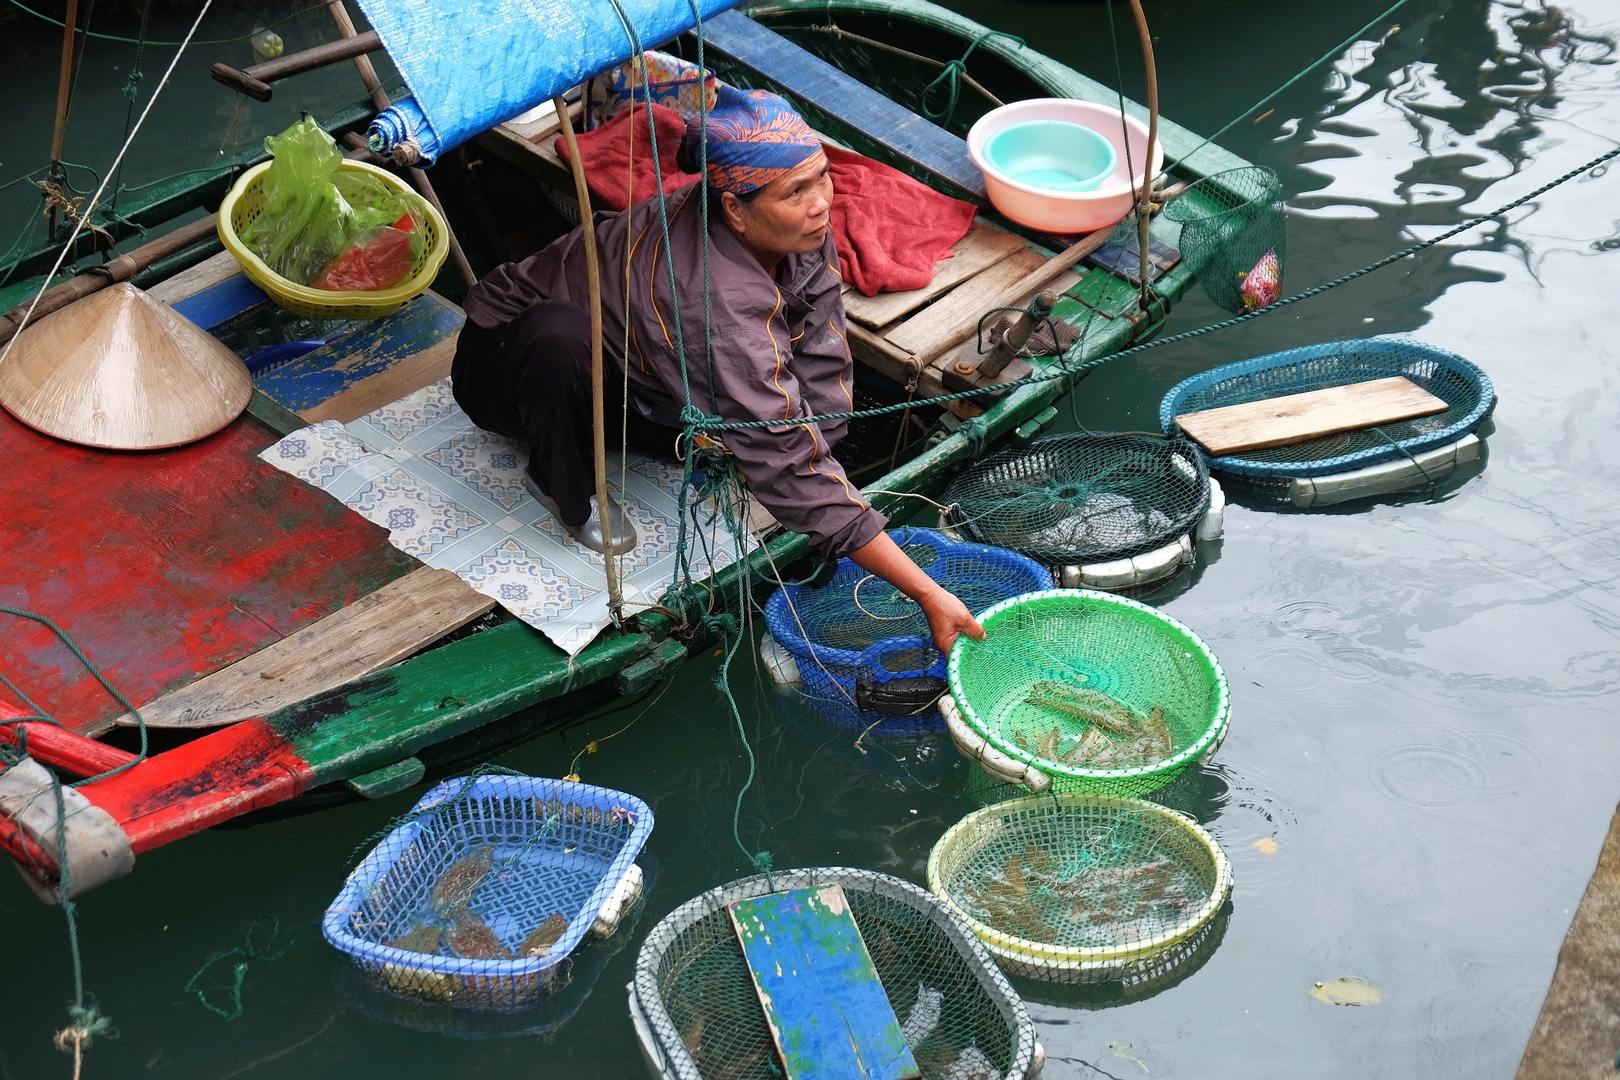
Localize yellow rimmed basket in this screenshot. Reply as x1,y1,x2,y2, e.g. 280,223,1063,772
926,792,1232,983
217,159,448,321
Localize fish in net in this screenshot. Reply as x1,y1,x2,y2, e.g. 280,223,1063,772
1162,166,1287,315
943,433,1210,566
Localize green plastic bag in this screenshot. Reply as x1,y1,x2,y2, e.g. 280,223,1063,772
240,117,429,288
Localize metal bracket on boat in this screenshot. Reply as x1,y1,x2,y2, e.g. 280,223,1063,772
0,757,134,904
939,289,1056,396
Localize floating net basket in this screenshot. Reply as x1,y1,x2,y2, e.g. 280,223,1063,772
947,590,1229,798
1162,166,1287,314
927,792,1232,982
1160,337,1495,480
765,528,1051,734
630,867,1039,1080
323,775,652,1011
943,432,1210,565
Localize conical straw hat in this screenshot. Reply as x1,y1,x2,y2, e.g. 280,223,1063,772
0,283,252,450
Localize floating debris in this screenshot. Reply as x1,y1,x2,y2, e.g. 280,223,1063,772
1107,1042,1150,1073
1254,838,1280,856
431,843,493,916
518,914,569,957
1310,977,1382,1006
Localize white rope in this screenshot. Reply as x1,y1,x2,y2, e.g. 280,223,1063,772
0,0,218,371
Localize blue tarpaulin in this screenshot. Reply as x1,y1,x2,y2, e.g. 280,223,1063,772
355,0,742,164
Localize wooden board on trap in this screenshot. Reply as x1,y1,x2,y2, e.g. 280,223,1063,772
729,883,920,1080
1174,376,1449,455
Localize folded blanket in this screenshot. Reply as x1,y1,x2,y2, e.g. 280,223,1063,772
555,102,698,212
823,144,976,297
558,113,978,296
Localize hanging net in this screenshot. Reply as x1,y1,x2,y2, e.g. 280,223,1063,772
947,590,1228,799
1162,166,1287,315
764,528,1051,734
942,432,1210,566
926,793,1232,983
631,867,1040,1080
323,775,652,1011
1160,337,1495,479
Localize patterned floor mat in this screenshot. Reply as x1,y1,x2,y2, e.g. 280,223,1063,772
261,378,747,655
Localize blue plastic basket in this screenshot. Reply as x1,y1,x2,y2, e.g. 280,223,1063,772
1159,338,1494,477
765,528,1052,734
323,774,652,1011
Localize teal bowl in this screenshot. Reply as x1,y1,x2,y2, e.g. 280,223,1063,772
984,120,1118,193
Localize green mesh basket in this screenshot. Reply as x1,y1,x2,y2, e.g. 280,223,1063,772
927,792,1232,980
943,432,1210,565
1162,166,1286,314
947,590,1229,798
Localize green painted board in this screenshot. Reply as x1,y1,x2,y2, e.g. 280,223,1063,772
729,884,920,1080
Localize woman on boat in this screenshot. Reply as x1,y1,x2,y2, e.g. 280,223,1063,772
452,86,984,653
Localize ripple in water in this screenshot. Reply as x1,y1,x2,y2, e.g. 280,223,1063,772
1274,598,1354,640
1369,729,1545,810
1244,641,1388,701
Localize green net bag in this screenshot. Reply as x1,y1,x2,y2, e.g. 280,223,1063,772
947,590,1228,798
943,432,1210,566
1163,166,1286,314
927,792,1232,983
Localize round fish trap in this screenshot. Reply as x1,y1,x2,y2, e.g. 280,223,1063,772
927,792,1232,982
1161,338,1494,484
765,528,1051,734
323,775,652,1011
630,867,1040,1080
943,432,1210,566
1162,166,1287,314
947,590,1229,798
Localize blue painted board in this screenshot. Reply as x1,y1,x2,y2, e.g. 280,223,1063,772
729,884,920,1080
172,273,268,330
254,293,464,415
704,11,987,202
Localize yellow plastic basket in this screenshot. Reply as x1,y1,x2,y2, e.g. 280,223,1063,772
217,159,448,321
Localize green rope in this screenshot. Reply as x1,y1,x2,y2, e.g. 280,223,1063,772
183,916,297,1021
1172,0,1413,172
920,30,1023,127
109,0,155,222
681,139,1620,436
2,0,334,46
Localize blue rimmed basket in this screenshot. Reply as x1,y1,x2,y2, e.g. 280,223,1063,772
1159,338,1494,478
323,774,652,1012
765,528,1052,735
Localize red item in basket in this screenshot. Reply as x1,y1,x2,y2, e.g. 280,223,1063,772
315,214,417,292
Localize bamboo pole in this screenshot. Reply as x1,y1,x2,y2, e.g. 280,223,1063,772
1127,0,1161,307
553,96,622,614
47,0,81,241
325,1,478,289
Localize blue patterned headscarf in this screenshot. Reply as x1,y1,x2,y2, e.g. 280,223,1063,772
686,85,821,195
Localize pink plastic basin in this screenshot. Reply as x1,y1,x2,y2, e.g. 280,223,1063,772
968,99,1163,235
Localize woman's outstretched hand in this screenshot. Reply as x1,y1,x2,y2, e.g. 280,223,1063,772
848,530,987,655
918,585,987,656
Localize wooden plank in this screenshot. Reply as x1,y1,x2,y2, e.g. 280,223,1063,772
301,328,459,424
1517,796,1620,1080
254,293,464,416
704,10,986,201
1174,377,1449,456
887,247,1047,357
847,323,918,387
841,224,1026,329
114,568,493,729
146,250,246,305
730,884,920,1080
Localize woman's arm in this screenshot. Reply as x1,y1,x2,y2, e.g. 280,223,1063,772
848,531,986,654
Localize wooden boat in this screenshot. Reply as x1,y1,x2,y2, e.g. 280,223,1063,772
0,0,1254,898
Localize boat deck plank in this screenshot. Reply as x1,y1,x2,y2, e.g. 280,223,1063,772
841,222,1026,329
114,568,493,729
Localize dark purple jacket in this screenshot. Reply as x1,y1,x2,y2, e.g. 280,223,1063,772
465,186,885,559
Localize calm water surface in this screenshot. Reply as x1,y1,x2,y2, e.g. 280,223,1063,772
5,2,1620,1077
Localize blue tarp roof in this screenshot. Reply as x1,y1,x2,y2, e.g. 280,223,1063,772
357,0,742,164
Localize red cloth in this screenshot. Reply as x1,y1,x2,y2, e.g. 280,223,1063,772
823,144,976,297
557,114,977,296
554,103,699,212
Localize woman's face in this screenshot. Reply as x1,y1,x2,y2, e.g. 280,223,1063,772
723,150,834,267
